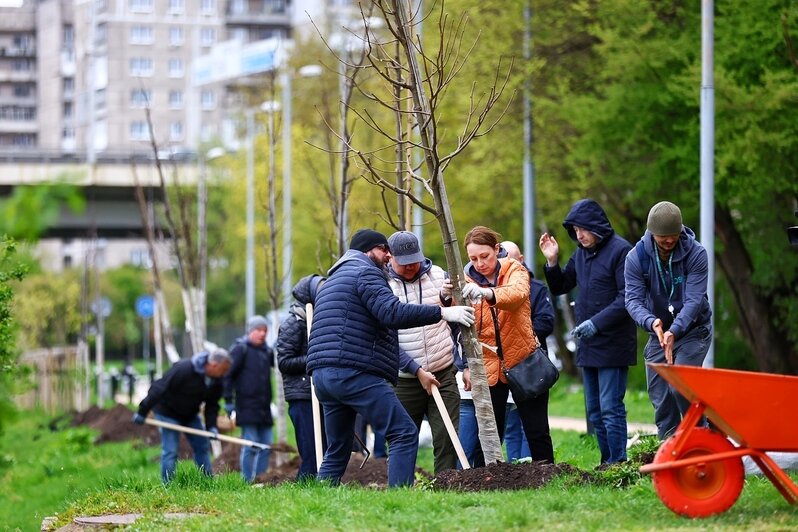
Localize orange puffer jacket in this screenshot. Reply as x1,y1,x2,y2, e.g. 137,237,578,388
467,258,539,386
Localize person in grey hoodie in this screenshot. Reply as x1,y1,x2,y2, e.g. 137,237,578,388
625,201,712,440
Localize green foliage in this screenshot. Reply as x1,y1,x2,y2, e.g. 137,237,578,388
14,269,81,349
0,238,27,433
0,182,85,241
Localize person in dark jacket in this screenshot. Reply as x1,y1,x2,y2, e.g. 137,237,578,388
306,228,476,488
501,240,556,462
625,201,712,439
133,348,231,483
224,315,274,482
276,274,327,479
540,199,637,464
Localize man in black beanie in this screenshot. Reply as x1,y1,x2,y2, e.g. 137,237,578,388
625,201,712,439
306,228,476,487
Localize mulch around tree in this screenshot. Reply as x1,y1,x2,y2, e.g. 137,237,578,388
67,405,594,490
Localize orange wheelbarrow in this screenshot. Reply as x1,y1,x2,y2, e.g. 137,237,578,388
639,363,798,518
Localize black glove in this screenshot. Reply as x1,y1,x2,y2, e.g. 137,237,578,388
132,413,145,425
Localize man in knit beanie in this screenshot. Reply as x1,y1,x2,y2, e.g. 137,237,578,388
223,314,275,481
624,201,713,439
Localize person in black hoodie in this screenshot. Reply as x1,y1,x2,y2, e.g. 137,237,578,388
224,315,274,482
540,199,637,465
133,348,231,483
276,274,326,479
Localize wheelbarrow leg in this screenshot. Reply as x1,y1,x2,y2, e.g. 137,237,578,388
750,451,798,505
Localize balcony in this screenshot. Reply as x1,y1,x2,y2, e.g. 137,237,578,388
0,47,36,57
225,5,290,26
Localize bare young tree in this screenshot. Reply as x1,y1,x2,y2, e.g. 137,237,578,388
323,0,514,464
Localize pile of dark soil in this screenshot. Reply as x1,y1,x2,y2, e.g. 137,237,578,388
433,461,590,491
68,405,606,491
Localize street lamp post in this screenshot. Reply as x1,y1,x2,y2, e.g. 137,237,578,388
245,108,256,323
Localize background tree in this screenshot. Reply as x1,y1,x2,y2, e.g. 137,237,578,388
0,239,27,433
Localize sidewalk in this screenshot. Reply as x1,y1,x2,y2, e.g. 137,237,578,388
549,415,657,435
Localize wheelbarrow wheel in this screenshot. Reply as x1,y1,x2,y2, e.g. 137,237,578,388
652,427,744,518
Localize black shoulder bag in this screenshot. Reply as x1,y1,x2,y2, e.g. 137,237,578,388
490,307,559,403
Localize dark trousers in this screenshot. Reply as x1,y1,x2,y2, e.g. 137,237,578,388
474,380,554,465
313,367,419,487
288,399,327,479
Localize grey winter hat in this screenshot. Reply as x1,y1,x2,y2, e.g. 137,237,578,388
647,201,683,236
247,315,269,332
349,228,389,253
387,231,425,265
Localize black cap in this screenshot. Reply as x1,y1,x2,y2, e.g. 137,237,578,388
349,229,389,253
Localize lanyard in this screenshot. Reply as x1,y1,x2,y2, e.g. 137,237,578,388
655,253,675,316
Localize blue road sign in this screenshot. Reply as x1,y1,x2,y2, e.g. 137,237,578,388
135,295,155,319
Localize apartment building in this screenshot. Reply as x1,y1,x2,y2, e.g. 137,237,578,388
0,0,293,160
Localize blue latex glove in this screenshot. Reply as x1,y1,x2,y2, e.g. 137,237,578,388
208,427,219,439
224,403,235,416
572,319,598,339
132,413,145,425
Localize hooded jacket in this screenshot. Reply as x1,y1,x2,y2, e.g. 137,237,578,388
276,274,323,402
387,259,455,377
543,199,637,367
465,257,537,386
306,250,443,384
223,334,274,426
624,226,712,339
137,351,223,429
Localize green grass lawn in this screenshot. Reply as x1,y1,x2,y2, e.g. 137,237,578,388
2,382,797,530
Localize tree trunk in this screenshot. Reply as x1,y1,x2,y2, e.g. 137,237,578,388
715,206,798,373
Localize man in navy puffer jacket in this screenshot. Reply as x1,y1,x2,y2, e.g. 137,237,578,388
307,228,475,487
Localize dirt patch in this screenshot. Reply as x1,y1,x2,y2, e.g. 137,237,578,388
433,461,589,491
68,405,597,491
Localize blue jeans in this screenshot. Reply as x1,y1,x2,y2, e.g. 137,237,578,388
240,424,272,482
645,325,712,439
154,413,212,483
582,366,629,463
505,404,531,461
288,400,327,480
313,367,418,487
457,399,479,469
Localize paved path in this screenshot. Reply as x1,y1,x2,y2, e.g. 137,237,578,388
549,415,657,435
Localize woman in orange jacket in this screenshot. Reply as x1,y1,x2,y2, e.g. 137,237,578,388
461,225,554,464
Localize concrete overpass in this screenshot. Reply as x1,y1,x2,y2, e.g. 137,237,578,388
0,154,200,271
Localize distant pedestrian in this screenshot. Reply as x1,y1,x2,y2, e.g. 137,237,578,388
224,315,275,482
501,241,556,462
625,201,712,439
133,348,231,483
540,199,636,465
276,274,327,479
306,228,475,487
387,230,460,474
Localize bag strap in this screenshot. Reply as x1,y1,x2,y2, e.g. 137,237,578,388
489,307,509,374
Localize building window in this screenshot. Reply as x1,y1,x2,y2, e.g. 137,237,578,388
168,0,184,13
200,27,216,47
265,0,286,13
130,121,148,140
14,84,33,97
129,57,153,76
129,0,153,13
170,121,183,141
130,25,154,45
230,0,246,14
95,0,108,14
63,77,74,96
94,23,107,46
13,60,33,71
95,88,106,110
168,58,184,78
200,89,215,109
200,0,215,13
130,89,152,108
130,248,152,268
168,90,183,108
63,25,74,48
63,102,73,119
169,27,184,46
0,106,36,120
